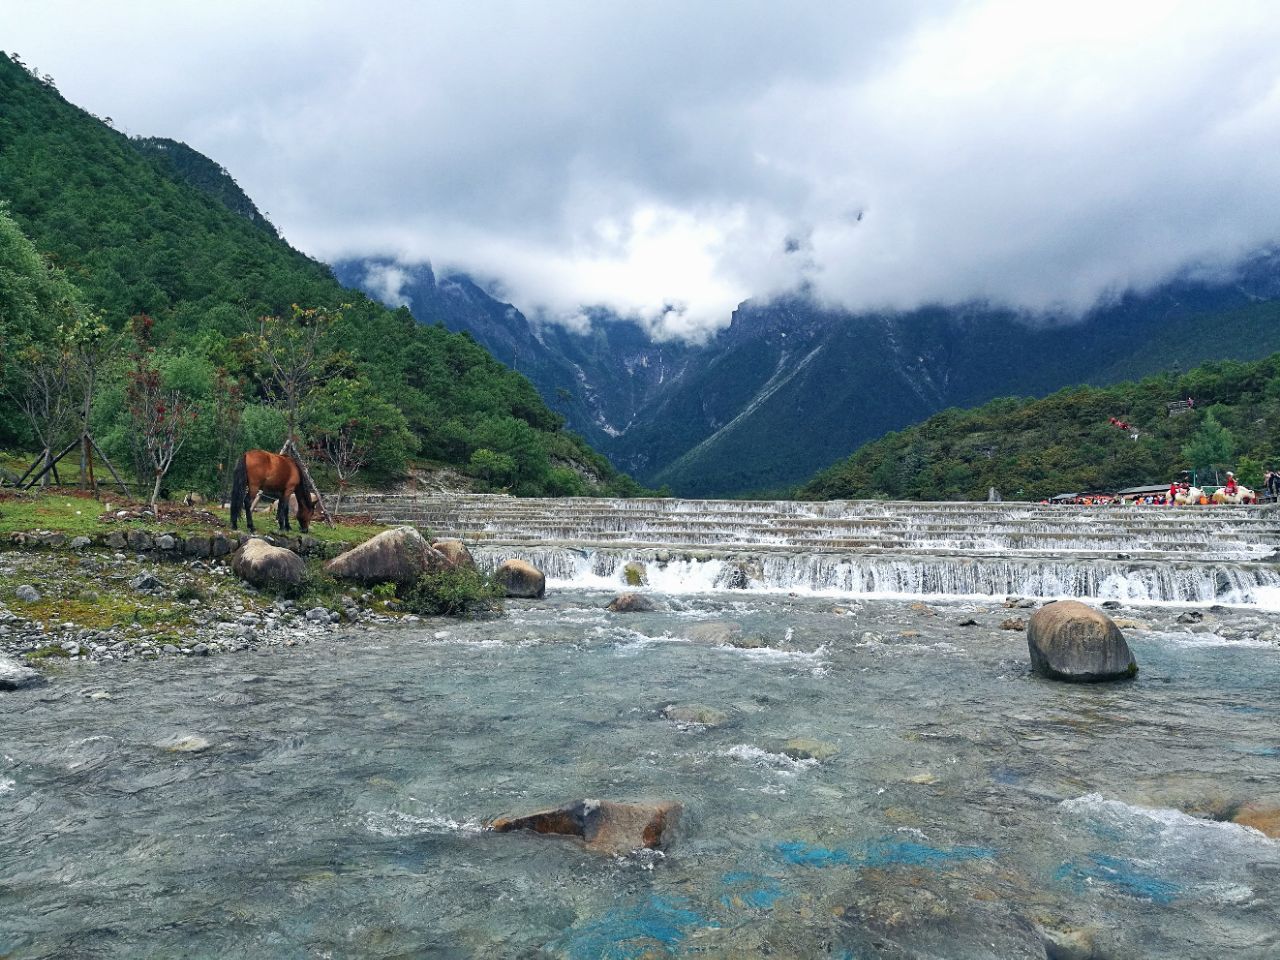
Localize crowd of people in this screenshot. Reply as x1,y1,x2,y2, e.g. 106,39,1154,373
1041,467,1280,506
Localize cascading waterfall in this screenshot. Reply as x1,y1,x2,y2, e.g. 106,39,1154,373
340,492,1280,605
470,546,1280,604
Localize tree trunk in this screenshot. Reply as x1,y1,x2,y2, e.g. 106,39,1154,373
150,471,164,511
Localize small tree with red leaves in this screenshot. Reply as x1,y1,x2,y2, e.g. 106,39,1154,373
125,314,197,510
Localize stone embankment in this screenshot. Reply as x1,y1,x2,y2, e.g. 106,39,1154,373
6,528,344,560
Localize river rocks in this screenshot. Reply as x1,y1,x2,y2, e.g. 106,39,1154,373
1038,925,1102,960
432,539,477,572
0,656,44,690
662,704,729,727
15,584,40,603
231,539,306,591
1027,600,1137,682
1232,800,1280,838
305,606,331,623
606,592,659,613
623,561,648,587
684,621,742,645
491,799,681,854
781,738,839,761
126,530,154,552
324,526,445,589
129,571,164,593
1000,617,1026,631
156,734,211,753
494,559,546,599
1177,610,1204,624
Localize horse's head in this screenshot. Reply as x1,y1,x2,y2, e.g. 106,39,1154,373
296,491,319,532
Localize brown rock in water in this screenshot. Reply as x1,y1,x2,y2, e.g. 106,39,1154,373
491,799,681,854
494,559,546,599
1027,600,1137,683
231,538,305,591
1000,617,1027,631
324,526,446,589
1233,801,1280,838
432,539,477,572
606,592,659,613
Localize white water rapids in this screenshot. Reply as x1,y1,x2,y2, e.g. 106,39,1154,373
342,494,1280,606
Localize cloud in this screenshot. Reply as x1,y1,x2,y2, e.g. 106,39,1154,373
8,1,1280,339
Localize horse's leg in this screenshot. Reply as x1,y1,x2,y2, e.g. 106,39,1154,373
279,484,293,531
245,482,258,533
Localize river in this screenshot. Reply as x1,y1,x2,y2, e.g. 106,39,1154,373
2,497,1279,958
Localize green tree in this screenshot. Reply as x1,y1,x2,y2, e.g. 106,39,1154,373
1181,411,1236,483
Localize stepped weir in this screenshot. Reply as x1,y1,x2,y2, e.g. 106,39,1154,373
339,494,1280,604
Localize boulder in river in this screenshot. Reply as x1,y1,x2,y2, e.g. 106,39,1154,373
494,559,545,599
231,538,306,591
662,704,730,727
324,526,446,589
431,539,478,573
0,656,44,691
606,592,660,613
491,799,681,854
1027,600,1137,682
1232,800,1280,838
781,738,839,761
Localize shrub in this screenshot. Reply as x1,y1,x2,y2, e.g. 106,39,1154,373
401,567,504,617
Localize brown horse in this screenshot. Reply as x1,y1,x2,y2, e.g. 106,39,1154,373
230,450,317,533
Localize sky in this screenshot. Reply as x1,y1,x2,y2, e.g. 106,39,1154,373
8,1,1280,341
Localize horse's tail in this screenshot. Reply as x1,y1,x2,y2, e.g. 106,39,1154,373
230,454,248,529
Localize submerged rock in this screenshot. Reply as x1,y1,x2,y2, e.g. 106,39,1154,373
494,559,546,599
1232,800,1280,838
684,621,742,645
324,526,445,589
1027,600,1137,683
155,734,211,753
606,592,659,613
431,539,477,573
231,539,305,591
0,656,44,691
662,704,729,727
781,738,839,761
1000,617,1026,631
491,799,681,854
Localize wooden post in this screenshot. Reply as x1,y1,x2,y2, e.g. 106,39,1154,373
22,437,81,489
88,436,132,499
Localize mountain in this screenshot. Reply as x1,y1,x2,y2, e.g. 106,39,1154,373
131,136,279,237
338,251,1280,497
0,52,638,498
331,258,698,456
797,349,1280,502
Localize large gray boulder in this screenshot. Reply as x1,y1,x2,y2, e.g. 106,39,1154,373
232,539,306,591
491,799,681,855
1027,600,1137,682
494,559,545,599
324,526,446,589
0,656,44,691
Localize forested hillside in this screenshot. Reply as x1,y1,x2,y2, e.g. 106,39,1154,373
0,52,640,499
798,353,1280,502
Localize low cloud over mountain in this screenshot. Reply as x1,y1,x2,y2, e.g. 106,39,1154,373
10,2,1280,339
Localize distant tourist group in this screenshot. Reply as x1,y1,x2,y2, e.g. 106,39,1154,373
1043,467,1280,506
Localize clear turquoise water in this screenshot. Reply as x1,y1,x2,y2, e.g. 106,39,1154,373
2,592,1278,958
